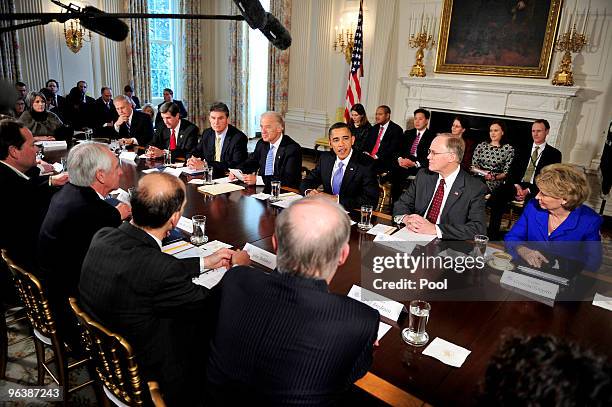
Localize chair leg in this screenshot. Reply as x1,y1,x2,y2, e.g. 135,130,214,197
34,338,46,385
52,341,69,406
0,310,7,379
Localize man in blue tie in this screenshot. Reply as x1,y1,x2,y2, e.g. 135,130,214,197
301,122,379,210
232,111,302,191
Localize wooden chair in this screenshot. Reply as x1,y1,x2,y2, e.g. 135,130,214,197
1,249,95,405
1,304,30,380
69,297,166,407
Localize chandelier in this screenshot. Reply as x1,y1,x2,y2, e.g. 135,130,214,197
63,18,90,53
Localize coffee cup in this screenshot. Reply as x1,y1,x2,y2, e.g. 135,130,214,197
492,252,513,268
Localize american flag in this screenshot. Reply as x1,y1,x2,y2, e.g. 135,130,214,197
344,0,364,123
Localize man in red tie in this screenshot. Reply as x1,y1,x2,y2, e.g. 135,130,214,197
362,105,403,174
391,108,436,202
393,135,487,240
145,102,199,161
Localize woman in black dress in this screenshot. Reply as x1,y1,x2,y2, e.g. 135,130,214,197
348,103,371,154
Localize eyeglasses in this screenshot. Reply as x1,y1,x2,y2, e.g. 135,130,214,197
428,149,453,156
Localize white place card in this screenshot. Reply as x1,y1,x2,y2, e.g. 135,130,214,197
392,227,436,243
350,220,357,226
366,224,396,236
188,179,205,185
377,322,392,341
193,267,227,289
500,270,559,301
162,240,194,255
201,240,233,252
256,176,265,186
119,151,137,161
243,243,277,270
422,337,471,368
41,140,67,150
593,293,612,311
250,193,271,200
52,162,63,173
142,168,159,174
163,167,183,177
347,285,405,322
176,216,193,233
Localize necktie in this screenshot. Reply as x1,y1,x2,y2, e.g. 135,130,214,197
170,128,177,151
426,179,445,224
522,146,540,183
265,145,275,176
215,136,222,161
125,121,131,136
410,131,422,156
370,126,384,156
332,162,344,196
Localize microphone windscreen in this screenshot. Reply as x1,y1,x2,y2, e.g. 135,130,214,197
259,13,292,50
80,6,129,42
232,0,266,30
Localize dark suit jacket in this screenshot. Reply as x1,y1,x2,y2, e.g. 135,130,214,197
0,161,55,271
205,267,379,406
300,150,379,210
239,135,302,189
150,119,199,160
91,97,118,128
509,142,562,193
131,95,141,109
38,183,121,345
79,222,210,406
155,100,187,128
362,120,403,173
116,110,154,146
393,168,488,240
191,125,248,177
393,128,436,178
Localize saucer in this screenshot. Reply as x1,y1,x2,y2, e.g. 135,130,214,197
487,259,515,271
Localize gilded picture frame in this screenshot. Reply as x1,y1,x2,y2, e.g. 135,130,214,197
435,0,563,78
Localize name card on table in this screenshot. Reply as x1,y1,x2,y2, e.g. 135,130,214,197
119,151,137,162
270,194,303,209
366,224,397,236
176,216,193,233
347,285,405,322
193,267,227,289
593,293,612,312
163,167,183,177
377,322,392,341
422,337,471,368
243,243,277,270
198,183,245,195
41,140,67,150
500,270,559,301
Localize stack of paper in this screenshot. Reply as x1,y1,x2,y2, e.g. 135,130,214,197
198,183,245,195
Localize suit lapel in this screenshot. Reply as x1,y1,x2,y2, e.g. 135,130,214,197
340,155,358,193
549,207,580,239
274,142,285,176
439,171,465,221
220,127,233,158
323,154,334,192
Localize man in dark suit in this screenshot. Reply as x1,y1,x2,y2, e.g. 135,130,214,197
76,80,96,104
301,122,379,210
392,108,436,202
488,119,562,238
362,105,403,173
91,87,118,138
123,85,141,109
114,95,154,146
188,102,248,178
145,102,199,161
205,196,379,406
394,135,488,240
38,142,131,347
45,79,66,113
0,120,68,271
233,111,302,190
79,172,249,407
154,88,187,128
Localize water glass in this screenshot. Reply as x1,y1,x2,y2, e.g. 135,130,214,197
190,215,208,246
163,150,172,165
474,234,489,257
204,167,213,184
84,128,93,141
269,181,281,202
36,144,44,161
60,157,68,173
358,205,373,230
401,300,431,346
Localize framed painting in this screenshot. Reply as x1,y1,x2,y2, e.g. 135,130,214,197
435,0,563,78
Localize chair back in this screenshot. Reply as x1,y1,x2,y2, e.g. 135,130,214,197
69,297,149,406
0,250,58,341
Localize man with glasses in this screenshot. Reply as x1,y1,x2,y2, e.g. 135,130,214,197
393,135,487,240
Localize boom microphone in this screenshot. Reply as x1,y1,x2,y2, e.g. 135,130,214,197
259,13,291,50
80,6,129,42
232,0,266,29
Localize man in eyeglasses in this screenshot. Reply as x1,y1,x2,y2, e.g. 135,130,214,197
393,135,487,240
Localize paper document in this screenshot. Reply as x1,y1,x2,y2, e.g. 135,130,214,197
243,243,276,270
52,162,64,173
188,179,205,185
347,285,405,322
198,183,245,195
251,193,271,200
119,151,137,161
162,240,195,255
182,167,205,175
593,293,612,311
176,216,193,233
229,168,244,181
256,176,265,186
377,322,392,341
163,167,183,177
212,177,238,184
201,240,233,252
174,246,207,260
193,268,227,289
270,194,303,209
422,338,471,368
110,188,130,204
392,227,436,243
142,168,159,174
366,224,396,236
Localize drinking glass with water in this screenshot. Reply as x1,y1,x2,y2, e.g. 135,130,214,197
269,181,281,202
190,215,208,246
358,205,373,230
402,300,431,346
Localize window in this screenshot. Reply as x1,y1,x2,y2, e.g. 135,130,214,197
148,0,180,103
246,0,270,137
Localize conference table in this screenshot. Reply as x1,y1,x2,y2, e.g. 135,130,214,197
47,145,612,406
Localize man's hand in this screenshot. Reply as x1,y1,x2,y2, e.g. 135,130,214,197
242,173,257,185
205,248,235,269
187,156,206,170
398,157,416,168
115,115,128,128
115,203,132,220
516,246,549,268
145,146,164,158
231,249,251,266
50,172,69,187
306,190,337,202
119,138,134,146
484,172,495,181
404,214,436,235
33,136,55,142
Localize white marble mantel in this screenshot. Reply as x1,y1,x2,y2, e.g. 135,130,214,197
399,77,580,149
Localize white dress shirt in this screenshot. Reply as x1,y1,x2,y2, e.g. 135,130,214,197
0,160,29,180
267,135,283,174
331,149,353,195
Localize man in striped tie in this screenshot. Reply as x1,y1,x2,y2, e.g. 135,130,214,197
393,135,487,240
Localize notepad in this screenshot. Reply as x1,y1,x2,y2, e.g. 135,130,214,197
198,183,245,195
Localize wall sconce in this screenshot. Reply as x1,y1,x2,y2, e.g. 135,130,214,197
63,19,91,53
333,17,356,64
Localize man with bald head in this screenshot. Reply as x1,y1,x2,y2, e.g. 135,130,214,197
80,172,249,406
205,196,379,405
